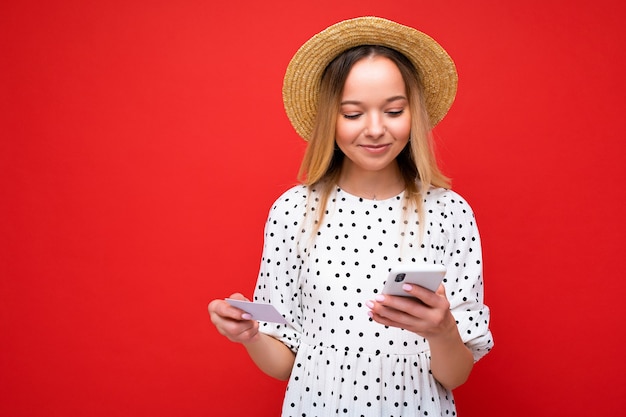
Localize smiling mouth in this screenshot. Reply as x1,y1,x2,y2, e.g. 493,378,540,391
360,144,390,152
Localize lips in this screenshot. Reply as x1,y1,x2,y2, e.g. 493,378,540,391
360,144,391,154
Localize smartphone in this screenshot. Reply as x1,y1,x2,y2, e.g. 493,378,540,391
382,264,446,296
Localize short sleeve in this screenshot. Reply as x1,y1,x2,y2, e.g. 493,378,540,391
252,186,308,353
439,190,494,362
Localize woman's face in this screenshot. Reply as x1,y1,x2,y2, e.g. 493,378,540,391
335,55,411,177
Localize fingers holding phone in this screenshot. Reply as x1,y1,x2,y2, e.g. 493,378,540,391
368,264,453,337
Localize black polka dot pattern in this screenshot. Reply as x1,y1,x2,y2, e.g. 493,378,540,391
254,185,493,416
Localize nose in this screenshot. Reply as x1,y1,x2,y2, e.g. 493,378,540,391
364,114,385,138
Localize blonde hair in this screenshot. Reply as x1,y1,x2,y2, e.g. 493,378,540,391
297,45,450,231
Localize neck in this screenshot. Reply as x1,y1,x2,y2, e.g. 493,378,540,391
337,164,405,200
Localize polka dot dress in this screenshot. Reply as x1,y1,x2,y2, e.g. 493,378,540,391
254,185,493,417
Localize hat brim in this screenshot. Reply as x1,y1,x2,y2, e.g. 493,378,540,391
282,16,458,141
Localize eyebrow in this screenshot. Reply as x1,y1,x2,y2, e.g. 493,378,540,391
340,95,408,105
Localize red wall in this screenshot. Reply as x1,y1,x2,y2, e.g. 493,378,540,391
2,1,625,416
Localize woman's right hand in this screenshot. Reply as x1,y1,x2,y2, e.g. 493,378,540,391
208,293,261,344
208,293,296,380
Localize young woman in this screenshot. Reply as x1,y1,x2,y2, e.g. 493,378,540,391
209,16,493,416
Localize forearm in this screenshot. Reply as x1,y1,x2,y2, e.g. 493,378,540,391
428,314,474,390
243,332,296,381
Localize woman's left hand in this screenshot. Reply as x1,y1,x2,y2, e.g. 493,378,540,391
367,283,475,390
366,283,456,340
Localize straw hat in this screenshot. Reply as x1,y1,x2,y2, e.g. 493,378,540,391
282,16,458,141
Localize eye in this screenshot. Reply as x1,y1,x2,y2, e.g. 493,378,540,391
342,113,362,120
386,109,405,117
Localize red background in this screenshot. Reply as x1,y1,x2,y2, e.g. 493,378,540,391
2,0,625,416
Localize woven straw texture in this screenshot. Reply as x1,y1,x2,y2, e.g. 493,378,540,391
282,16,458,141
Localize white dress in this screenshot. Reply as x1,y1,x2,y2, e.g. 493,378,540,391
253,185,493,417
